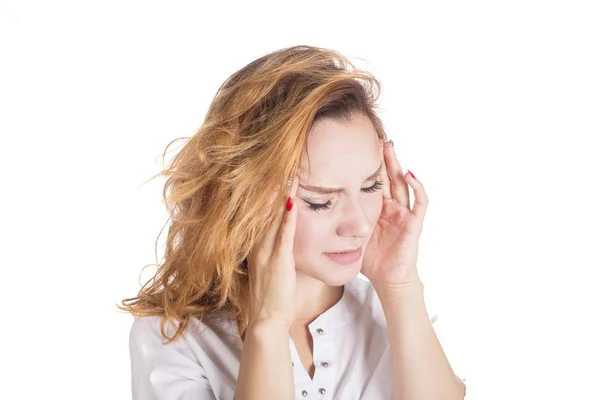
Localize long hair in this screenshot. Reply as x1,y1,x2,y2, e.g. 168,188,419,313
117,45,388,344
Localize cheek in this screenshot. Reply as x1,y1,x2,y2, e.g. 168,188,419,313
293,211,330,254
292,196,383,253
366,194,384,224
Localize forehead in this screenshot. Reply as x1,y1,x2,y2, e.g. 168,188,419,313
298,114,381,180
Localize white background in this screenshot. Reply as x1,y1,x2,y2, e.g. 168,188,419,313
1,0,599,398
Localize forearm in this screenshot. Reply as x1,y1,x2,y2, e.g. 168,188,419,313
374,280,466,400
234,321,294,400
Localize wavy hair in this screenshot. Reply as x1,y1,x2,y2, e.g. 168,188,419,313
117,45,388,343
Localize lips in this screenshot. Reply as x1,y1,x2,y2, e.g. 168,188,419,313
329,249,359,254
323,246,363,265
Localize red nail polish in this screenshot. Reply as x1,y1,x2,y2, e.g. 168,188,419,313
287,197,294,211
407,170,415,179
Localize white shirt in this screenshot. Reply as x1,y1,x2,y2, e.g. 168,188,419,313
129,275,467,399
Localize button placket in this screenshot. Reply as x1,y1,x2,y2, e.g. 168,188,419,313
312,329,334,398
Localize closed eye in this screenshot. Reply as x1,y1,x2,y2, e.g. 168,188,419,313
304,180,383,212
362,180,383,193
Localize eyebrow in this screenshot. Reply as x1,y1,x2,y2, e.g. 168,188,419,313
299,163,383,195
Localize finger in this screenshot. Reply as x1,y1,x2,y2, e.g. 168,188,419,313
379,140,393,201
274,174,299,255
250,177,293,264
404,171,428,218
384,140,410,208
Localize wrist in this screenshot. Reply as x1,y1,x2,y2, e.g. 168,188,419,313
372,280,426,312
372,279,424,296
247,318,291,335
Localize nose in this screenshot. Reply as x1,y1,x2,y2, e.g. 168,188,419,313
335,197,372,239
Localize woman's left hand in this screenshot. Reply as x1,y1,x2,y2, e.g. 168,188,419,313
361,140,428,288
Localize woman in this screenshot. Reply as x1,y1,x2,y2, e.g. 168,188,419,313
119,45,467,399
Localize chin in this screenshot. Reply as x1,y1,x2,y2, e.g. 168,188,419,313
322,272,360,287
311,259,363,286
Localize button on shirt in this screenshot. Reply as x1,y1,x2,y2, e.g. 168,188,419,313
129,276,467,399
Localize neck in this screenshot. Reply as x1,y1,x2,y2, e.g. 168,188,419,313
292,272,344,328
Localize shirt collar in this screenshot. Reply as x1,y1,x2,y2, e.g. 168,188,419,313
202,276,369,337
306,276,367,335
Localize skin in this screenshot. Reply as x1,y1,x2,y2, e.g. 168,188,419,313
239,112,465,397
291,113,384,325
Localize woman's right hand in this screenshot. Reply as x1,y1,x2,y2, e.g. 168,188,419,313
246,175,299,328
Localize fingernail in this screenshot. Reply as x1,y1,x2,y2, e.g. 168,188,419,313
407,170,415,179
287,197,294,211
389,140,395,153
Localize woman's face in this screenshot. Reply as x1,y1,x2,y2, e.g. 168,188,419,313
294,113,384,286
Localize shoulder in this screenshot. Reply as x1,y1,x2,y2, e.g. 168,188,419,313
129,315,164,351
129,315,162,340
129,315,195,363
129,313,239,350
129,315,183,348
128,315,233,380
129,312,244,367
128,316,221,399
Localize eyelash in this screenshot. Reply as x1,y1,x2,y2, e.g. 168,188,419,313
304,180,384,212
